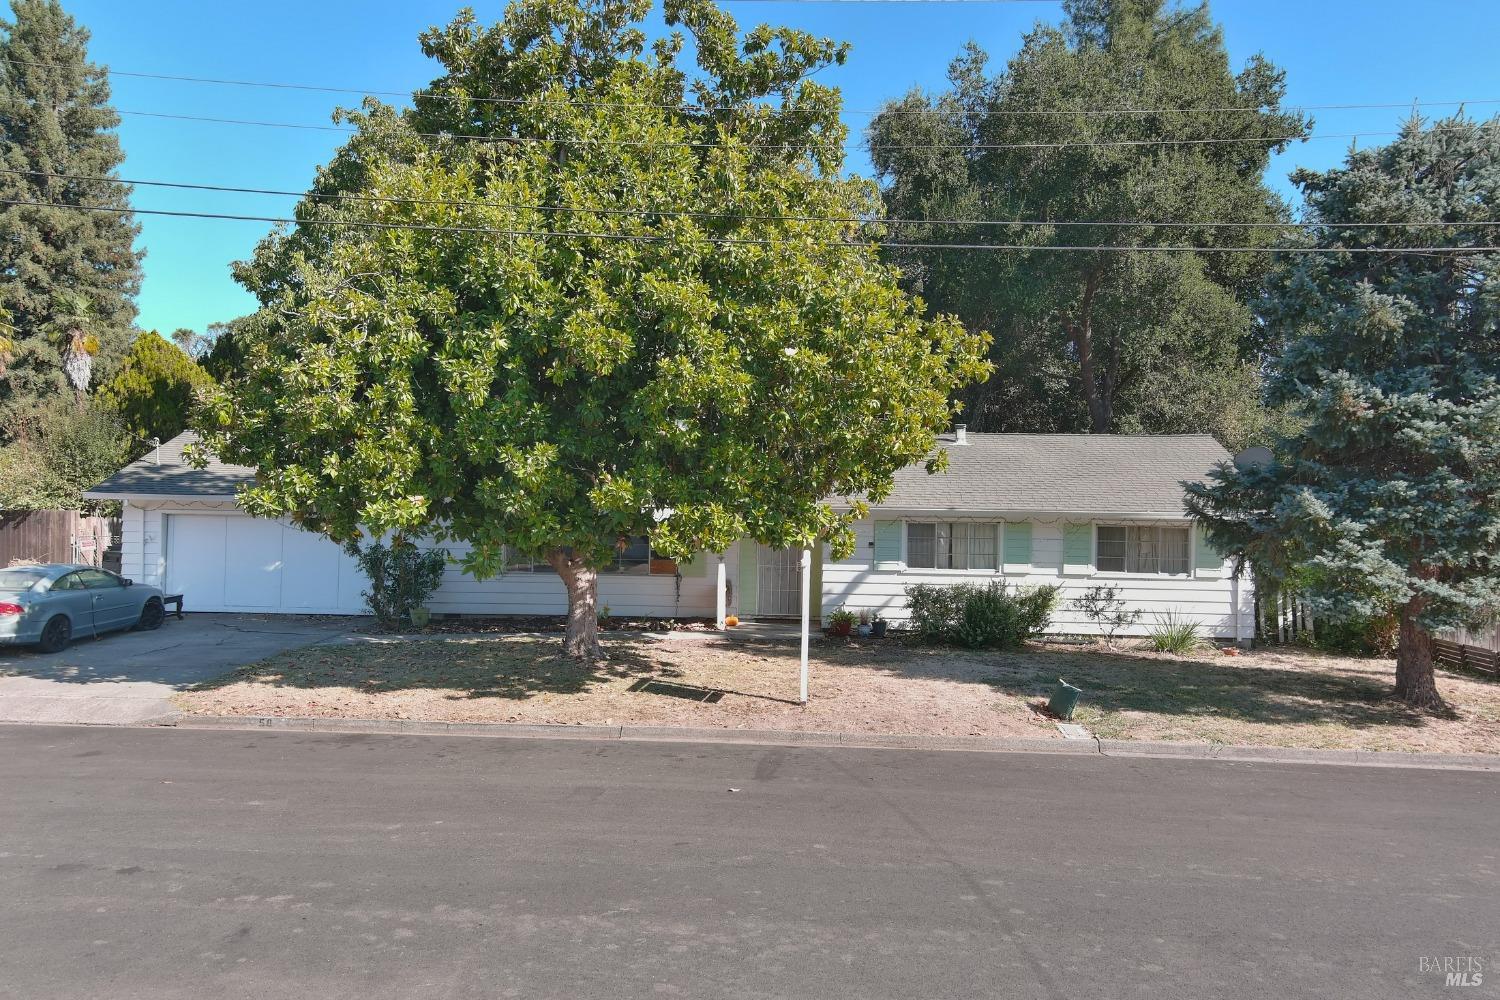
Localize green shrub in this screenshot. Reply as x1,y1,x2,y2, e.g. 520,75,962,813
1146,611,1201,654
1302,610,1399,657
0,398,130,512
355,539,447,630
904,581,1059,649
904,583,963,641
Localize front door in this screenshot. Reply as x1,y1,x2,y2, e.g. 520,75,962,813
756,546,802,617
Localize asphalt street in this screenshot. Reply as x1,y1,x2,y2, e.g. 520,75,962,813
0,725,1495,999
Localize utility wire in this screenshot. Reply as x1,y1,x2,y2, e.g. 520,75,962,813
6,53,1494,119
7,166,1500,230
116,107,1498,152
3,197,1494,254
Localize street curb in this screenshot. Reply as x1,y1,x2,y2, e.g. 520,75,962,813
158,715,1500,771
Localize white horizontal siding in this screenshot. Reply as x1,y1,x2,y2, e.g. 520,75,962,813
118,502,716,618
417,540,716,618
822,515,1251,640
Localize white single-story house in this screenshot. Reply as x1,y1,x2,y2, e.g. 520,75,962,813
85,428,1251,640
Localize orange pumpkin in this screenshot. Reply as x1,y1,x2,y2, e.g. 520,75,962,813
724,615,739,627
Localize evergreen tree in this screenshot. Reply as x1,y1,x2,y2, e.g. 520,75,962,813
867,0,1306,444
1187,114,1500,709
96,330,214,444
0,0,141,435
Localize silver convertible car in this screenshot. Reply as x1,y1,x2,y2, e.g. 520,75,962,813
0,564,167,653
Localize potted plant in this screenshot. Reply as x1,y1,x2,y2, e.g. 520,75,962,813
855,608,872,638
409,606,431,629
871,612,888,639
826,608,856,638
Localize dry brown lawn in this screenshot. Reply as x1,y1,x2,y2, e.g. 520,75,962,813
174,631,1500,754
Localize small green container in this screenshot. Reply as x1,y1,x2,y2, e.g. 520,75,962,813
1048,678,1082,721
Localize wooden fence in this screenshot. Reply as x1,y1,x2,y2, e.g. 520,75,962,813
1435,627,1500,677
0,509,116,568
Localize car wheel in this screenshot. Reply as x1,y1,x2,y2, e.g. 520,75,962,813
136,598,165,631
37,615,72,654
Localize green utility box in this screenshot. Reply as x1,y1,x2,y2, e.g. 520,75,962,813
1048,678,1082,721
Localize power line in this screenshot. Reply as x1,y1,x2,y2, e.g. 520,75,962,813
7,53,1496,119
3,197,1493,255
117,107,1497,152
8,166,1500,230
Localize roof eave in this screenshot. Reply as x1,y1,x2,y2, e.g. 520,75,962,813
82,491,242,503
835,504,1193,520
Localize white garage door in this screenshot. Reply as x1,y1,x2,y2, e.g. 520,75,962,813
164,514,369,614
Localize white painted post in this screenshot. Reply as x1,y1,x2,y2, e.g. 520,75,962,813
799,547,811,704
715,556,727,630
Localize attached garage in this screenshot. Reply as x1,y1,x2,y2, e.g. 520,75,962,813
82,433,719,620
162,513,368,614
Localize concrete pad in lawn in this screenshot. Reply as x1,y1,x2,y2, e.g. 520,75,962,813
0,613,359,725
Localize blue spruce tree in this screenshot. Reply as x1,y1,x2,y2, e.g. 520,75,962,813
1188,114,1500,708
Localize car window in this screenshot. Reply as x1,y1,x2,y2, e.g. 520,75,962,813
50,572,86,592
77,569,123,590
0,567,49,590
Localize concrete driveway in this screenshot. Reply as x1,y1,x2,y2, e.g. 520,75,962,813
0,614,359,725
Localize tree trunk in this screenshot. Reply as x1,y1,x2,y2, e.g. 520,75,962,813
1068,273,1111,432
547,549,605,664
1394,603,1443,709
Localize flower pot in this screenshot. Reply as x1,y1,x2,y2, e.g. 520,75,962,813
872,620,889,638
828,621,853,638
855,624,872,638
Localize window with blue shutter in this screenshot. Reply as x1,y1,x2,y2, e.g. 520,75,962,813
873,520,903,570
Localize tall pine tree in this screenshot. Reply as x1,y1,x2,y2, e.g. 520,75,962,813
0,0,140,436
1187,114,1500,709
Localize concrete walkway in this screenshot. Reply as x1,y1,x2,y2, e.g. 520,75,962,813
0,614,357,725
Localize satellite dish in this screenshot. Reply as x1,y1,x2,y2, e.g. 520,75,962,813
1234,446,1274,471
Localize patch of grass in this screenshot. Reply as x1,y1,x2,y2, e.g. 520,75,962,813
190,636,668,702
177,631,1500,754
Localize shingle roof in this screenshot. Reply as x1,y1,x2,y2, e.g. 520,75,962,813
86,429,1231,515
84,431,253,499
874,432,1230,516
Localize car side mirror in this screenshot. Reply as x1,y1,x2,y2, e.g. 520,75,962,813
123,579,133,587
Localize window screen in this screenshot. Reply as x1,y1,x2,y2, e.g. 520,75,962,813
906,522,998,570
1096,525,1190,575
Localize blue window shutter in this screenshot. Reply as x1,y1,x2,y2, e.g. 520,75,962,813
1003,521,1032,568
1062,523,1093,576
873,520,902,569
1194,526,1225,576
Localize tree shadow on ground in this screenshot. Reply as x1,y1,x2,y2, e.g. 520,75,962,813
188,635,682,703
825,641,1462,731
187,633,802,706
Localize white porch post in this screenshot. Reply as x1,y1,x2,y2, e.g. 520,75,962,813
715,555,727,630
799,547,811,704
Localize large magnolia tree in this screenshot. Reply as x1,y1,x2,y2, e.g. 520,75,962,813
199,0,989,661
1187,114,1500,709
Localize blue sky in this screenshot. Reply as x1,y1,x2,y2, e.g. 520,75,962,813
50,0,1500,334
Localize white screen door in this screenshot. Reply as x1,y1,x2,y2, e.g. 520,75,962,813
756,546,802,617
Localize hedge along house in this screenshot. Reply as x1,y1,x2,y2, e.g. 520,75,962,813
86,430,1249,640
